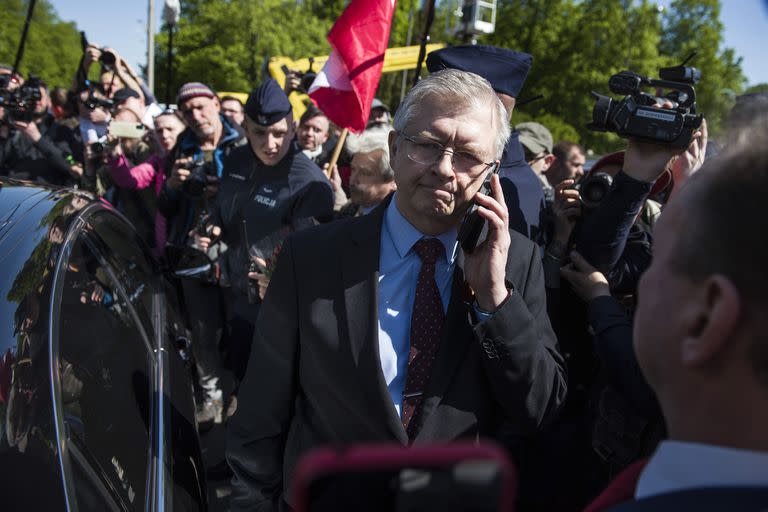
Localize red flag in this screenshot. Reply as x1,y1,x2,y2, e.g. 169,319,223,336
308,0,396,133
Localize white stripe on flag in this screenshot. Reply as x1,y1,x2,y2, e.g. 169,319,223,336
307,51,354,93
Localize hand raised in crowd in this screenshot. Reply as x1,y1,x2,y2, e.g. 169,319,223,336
12,120,41,143
167,156,193,190
463,173,512,312
283,69,302,94
248,257,270,300
551,179,581,245
560,251,610,302
84,45,101,68
668,117,708,199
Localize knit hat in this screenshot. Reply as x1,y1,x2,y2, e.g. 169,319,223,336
176,82,216,105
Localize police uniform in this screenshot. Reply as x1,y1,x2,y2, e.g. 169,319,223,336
215,79,334,381
426,45,546,245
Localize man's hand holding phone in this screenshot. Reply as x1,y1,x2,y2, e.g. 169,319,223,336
462,172,512,313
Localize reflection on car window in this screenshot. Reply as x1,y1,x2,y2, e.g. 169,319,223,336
87,212,156,338
57,233,153,509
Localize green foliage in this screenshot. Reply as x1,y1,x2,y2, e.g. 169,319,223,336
0,0,82,88
2,0,745,153
154,0,331,102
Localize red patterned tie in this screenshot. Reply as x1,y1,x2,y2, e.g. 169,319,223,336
401,238,446,440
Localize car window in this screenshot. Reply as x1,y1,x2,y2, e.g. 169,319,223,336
56,231,153,509
86,211,157,339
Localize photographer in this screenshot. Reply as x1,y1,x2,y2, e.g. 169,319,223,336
157,82,246,427
158,82,246,248
106,109,186,258
0,78,82,186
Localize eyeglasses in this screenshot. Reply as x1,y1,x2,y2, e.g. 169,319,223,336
397,131,494,174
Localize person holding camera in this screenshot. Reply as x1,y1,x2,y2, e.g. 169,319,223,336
0,77,82,186
156,82,246,427
103,107,183,254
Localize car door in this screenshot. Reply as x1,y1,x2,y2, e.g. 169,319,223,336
50,207,160,511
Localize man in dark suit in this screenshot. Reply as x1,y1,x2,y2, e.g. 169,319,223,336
584,119,768,511
226,69,567,511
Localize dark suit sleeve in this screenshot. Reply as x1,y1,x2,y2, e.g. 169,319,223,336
473,238,567,434
227,236,300,512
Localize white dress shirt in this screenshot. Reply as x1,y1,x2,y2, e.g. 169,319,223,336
636,440,768,499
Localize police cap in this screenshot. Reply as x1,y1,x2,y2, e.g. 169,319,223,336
426,45,532,98
245,78,292,126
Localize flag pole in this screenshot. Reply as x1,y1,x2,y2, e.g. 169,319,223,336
326,128,349,178
412,0,437,87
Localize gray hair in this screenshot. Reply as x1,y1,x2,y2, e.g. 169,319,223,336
345,125,394,181
393,68,510,159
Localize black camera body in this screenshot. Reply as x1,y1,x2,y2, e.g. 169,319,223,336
588,64,703,149
183,156,215,198
0,75,43,124
82,90,114,112
569,172,614,210
281,58,317,94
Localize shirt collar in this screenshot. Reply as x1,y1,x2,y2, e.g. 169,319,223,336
302,145,323,159
384,192,458,264
636,440,768,500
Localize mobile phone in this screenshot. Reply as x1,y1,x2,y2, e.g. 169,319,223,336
457,162,501,254
108,120,145,139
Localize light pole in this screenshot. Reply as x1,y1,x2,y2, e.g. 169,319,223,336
147,0,156,93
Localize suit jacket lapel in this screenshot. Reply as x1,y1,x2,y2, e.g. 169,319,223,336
341,197,409,444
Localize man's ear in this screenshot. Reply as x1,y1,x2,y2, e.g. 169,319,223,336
543,154,556,171
681,275,741,367
388,130,398,160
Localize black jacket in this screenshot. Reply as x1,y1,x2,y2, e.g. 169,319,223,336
0,114,81,185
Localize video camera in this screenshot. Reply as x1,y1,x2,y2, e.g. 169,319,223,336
588,58,703,149
0,74,43,123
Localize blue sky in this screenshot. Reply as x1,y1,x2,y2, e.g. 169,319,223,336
51,0,768,88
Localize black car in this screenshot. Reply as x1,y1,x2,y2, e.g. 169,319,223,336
0,179,206,511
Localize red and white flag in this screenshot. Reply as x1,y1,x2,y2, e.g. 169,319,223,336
308,0,396,133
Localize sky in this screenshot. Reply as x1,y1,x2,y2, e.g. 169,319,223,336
50,0,768,88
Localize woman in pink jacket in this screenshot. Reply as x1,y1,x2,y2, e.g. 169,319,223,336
108,109,186,258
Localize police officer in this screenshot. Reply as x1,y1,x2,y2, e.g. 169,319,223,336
212,78,334,384
426,46,546,245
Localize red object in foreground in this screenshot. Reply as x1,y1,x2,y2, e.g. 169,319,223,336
291,441,517,512
308,0,396,133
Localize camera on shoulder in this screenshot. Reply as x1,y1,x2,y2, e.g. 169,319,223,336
588,56,703,149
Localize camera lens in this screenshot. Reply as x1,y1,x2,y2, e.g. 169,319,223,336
579,172,613,210
588,93,612,131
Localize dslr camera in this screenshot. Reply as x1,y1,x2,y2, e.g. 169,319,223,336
0,74,42,123
82,89,114,112
182,154,215,198
569,172,614,210
588,61,703,149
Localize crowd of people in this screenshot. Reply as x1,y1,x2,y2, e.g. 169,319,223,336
1,40,767,512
